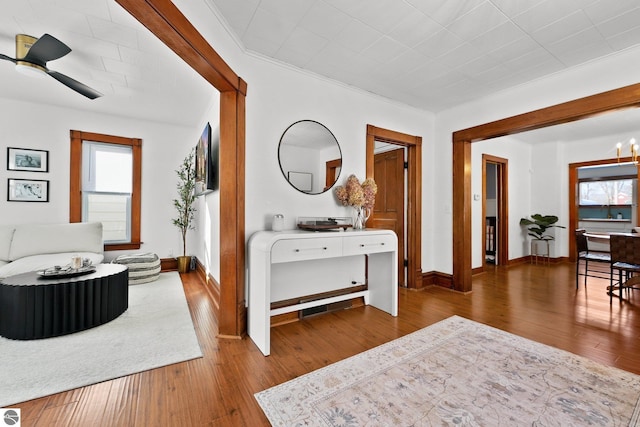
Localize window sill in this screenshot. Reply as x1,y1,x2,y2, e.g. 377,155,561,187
579,218,631,223
105,242,142,251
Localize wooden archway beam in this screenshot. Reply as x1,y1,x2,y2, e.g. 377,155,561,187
454,83,640,143
116,0,247,337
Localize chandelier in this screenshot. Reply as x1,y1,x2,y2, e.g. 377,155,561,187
617,138,638,163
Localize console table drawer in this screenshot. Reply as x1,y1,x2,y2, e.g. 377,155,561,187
271,238,341,263
343,233,396,256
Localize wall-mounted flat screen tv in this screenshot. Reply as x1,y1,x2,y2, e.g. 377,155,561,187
195,122,219,195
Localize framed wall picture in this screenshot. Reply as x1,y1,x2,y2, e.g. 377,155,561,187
7,178,49,202
7,147,49,172
288,171,313,192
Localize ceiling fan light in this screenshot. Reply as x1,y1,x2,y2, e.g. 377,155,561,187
15,62,46,79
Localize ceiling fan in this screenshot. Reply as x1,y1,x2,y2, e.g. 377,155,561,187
0,34,102,99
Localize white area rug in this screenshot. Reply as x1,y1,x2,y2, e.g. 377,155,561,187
256,316,640,426
0,272,202,407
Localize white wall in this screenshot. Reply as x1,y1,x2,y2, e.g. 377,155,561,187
241,57,435,243
0,97,210,262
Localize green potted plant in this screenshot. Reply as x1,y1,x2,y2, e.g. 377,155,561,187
172,148,197,273
520,214,565,260
519,214,565,240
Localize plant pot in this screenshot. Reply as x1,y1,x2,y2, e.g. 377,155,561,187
177,255,191,273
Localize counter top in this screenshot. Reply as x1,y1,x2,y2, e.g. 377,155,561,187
580,218,631,222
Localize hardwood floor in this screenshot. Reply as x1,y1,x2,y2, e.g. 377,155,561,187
16,262,640,426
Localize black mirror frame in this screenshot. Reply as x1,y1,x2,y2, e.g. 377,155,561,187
277,120,342,195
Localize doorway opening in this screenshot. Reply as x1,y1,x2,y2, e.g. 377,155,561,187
453,83,640,293
482,155,509,268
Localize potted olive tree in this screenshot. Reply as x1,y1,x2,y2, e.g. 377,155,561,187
172,148,197,273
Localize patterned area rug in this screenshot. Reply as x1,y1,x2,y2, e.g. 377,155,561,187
255,316,640,426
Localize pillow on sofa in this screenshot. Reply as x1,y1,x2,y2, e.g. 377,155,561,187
0,225,15,262
8,222,103,261
0,252,104,279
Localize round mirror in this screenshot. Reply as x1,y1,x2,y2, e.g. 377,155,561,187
278,120,342,194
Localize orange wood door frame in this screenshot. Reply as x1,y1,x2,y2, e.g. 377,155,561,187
366,125,423,289
116,0,247,338
453,82,640,293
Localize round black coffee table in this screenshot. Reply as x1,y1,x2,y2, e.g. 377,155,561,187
0,264,128,340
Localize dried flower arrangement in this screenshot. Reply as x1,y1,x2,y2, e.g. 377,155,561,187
335,174,377,229
335,174,377,209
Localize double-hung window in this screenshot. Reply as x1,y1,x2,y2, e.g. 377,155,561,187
70,131,142,250
82,142,132,243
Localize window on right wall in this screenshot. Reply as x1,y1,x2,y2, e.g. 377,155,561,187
579,179,634,207
578,177,636,220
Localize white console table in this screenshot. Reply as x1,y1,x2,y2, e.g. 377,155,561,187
248,229,398,356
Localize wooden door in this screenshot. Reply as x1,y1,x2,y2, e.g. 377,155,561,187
370,148,405,286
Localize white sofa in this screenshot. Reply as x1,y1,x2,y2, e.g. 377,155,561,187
0,222,104,279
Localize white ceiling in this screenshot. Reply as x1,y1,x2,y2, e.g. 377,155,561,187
211,0,640,112
1,0,640,141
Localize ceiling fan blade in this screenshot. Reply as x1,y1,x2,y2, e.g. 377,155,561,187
47,70,103,99
0,53,17,63
23,34,71,65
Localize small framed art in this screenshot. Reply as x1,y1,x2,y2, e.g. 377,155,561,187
7,178,49,202
7,147,49,172
287,171,313,193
